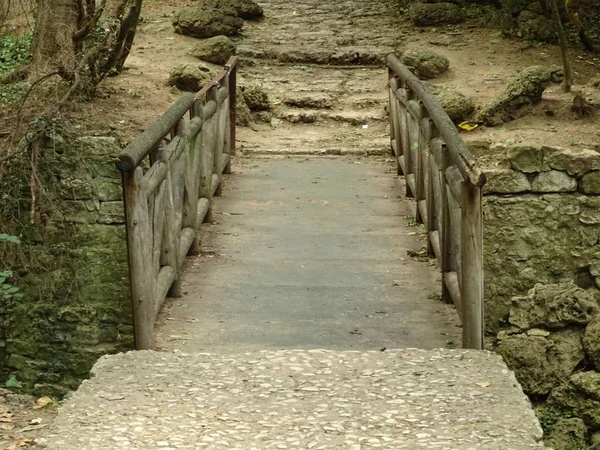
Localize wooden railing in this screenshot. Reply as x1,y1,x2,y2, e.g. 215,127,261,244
117,57,237,350
387,54,486,349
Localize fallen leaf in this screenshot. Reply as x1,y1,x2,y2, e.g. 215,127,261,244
30,418,42,425
476,381,490,388
34,396,53,409
458,121,479,131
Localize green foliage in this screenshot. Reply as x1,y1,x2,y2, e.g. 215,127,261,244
0,32,32,75
5,375,22,388
536,404,573,434
1,233,23,301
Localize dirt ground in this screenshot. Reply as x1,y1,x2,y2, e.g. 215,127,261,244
2,0,600,447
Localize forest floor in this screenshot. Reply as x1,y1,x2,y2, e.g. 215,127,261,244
2,0,600,448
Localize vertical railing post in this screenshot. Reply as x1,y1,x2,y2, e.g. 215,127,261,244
227,62,237,157
461,183,484,349
403,84,415,198
123,167,155,350
440,144,454,304
415,110,429,225
388,68,396,158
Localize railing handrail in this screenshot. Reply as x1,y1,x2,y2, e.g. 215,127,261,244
117,56,238,173
387,53,485,349
387,54,485,188
118,56,237,350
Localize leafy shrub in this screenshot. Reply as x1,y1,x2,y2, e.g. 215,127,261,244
0,32,32,75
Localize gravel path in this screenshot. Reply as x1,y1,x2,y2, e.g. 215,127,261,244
42,349,545,450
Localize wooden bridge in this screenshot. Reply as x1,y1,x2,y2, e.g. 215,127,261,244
115,54,485,352
41,39,545,450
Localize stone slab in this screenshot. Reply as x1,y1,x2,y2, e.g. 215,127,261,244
42,349,546,450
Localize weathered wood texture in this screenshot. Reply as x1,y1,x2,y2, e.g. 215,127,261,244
118,57,238,350
387,54,486,349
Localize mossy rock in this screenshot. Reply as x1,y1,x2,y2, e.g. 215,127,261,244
478,65,563,126
191,35,236,65
496,329,584,396
584,316,600,371
168,64,214,92
172,7,243,38
242,86,270,111
432,87,475,123
548,371,600,431
236,87,251,126
401,50,450,80
544,417,588,450
516,11,555,43
508,282,600,331
409,2,464,26
198,0,263,20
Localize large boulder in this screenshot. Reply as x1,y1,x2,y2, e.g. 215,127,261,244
433,88,475,123
168,64,214,91
172,7,243,38
478,65,563,126
198,0,263,20
401,50,449,80
496,329,585,396
191,35,236,65
409,2,464,26
544,418,588,450
508,283,600,331
548,371,600,431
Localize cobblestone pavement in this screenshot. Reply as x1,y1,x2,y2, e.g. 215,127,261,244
42,349,545,450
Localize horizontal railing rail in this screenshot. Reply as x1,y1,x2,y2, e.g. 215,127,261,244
118,56,238,350
387,54,486,349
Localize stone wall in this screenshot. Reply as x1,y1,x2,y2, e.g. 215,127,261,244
480,143,600,446
482,144,600,332
0,135,133,397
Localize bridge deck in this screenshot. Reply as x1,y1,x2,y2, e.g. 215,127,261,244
156,157,460,352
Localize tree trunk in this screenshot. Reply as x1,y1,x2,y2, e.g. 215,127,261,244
549,0,572,92
31,0,79,77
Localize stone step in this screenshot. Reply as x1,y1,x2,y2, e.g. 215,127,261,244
237,46,391,66
274,108,386,125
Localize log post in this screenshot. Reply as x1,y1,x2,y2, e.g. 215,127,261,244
123,167,155,350
415,112,430,225
440,143,455,305
208,86,223,197
461,183,484,349
402,84,414,197
227,62,237,156
388,69,396,157
200,106,217,223
425,128,439,258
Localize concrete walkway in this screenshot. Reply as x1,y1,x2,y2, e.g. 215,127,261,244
156,157,460,352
